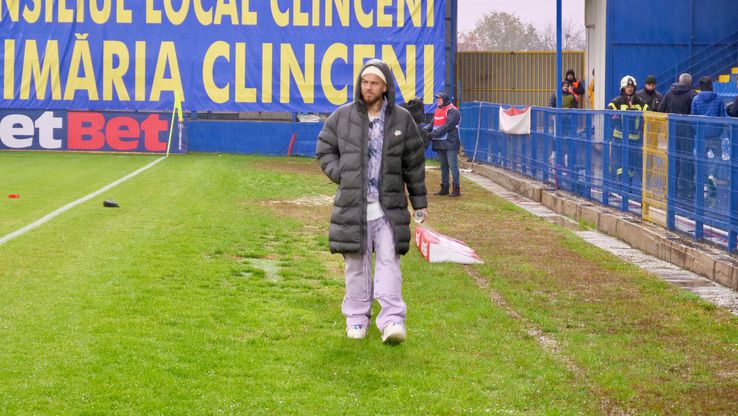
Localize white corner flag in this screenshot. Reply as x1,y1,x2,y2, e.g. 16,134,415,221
166,91,184,158
415,226,483,264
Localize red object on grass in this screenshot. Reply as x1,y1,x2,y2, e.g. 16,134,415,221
8,194,20,198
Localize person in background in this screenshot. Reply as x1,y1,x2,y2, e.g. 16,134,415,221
564,69,584,108
316,59,428,344
728,78,738,117
401,97,430,148
658,73,698,200
729,94,738,117
588,68,595,109
691,76,727,204
608,75,647,192
425,91,462,197
657,73,696,115
636,75,663,112
549,80,576,108
549,80,577,138
692,76,727,117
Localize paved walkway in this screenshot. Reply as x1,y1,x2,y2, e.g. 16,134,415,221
464,171,738,315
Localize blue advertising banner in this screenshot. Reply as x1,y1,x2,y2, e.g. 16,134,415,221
0,108,186,153
1,1,445,112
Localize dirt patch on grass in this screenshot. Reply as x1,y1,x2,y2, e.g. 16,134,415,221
246,157,334,228
259,197,332,229
465,264,631,416
427,169,738,414
267,195,333,207
252,157,323,176
243,159,345,281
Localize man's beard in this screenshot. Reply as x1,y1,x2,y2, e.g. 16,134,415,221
362,92,383,107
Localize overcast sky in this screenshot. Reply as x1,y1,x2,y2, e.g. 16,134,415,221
457,0,585,33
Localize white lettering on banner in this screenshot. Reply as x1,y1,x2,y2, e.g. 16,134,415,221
0,111,63,149
0,114,33,148
36,111,63,149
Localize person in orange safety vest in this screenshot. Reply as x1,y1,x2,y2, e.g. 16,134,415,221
424,91,462,197
565,69,585,108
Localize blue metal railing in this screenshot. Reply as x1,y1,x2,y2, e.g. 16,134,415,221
654,30,738,93
460,102,738,252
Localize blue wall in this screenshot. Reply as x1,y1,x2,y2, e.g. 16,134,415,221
606,0,738,104
188,121,436,159
188,121,323,157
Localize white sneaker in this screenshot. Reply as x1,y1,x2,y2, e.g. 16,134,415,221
346,324,367,339
381,322,406,344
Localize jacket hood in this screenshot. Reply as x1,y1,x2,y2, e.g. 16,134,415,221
355,59,395,112
697,90,718,102
671,82,694,95
435,91,451,107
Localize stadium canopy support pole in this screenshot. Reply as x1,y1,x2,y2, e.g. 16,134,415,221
451,0,458,101
556,0,563,109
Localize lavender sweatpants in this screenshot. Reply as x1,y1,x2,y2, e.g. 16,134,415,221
342,217,406,331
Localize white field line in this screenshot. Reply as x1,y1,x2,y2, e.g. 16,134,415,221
0,156,165,246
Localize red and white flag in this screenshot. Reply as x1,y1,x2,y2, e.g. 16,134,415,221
499,106,532,135
415,226,483,264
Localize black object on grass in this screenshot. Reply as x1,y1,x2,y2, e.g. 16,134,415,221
103,200,120,208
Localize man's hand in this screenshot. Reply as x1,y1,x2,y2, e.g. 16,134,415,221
420,129,432,143
413,208,429,224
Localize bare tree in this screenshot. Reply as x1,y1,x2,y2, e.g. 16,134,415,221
458,11,585,52
538,20,586,51
459,11,543,51
458,31,484,52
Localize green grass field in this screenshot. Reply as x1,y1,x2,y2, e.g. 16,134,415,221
1,152,736,415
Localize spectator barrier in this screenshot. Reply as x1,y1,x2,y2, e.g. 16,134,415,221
459,102,738,252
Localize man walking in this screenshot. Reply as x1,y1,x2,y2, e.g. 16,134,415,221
316,59,428,344
425,91,462,197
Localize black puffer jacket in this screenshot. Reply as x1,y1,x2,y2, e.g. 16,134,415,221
657,82,697,114
636,88,662,111
316,60,428,255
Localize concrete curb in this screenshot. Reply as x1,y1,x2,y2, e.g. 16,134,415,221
462,162,738,290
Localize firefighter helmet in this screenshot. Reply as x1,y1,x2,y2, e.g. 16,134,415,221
620,75,637,90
